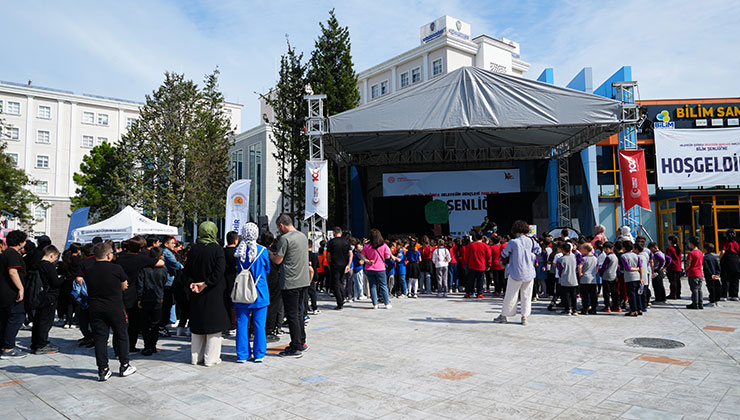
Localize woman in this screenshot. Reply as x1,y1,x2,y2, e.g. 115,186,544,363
185,221,230,367
591,224,607,248
720,229,740,301
493,220,542,326
362,229,392,309
233,223,270,363
665,235,682,299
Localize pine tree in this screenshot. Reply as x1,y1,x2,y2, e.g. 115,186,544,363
307,9,360,225
71,142,128,222
0,124,42,225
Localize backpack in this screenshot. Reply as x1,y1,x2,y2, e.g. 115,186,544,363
25,270,44,309
231,247,265,304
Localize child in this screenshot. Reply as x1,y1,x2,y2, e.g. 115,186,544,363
405,240,421,298
635,237,652,311
648,242,671,303
598,242,620,312
578,243,598,314
30,245,64,354
432,239,450,298
686,236,705,309
86,242,136,381
556,242,578,316
137,247,168,356
395,242,407,298
352,243,366,300
703,242,721,307
620,241,643,317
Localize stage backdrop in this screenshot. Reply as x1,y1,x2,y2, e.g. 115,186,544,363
655,127,740,189
382,169,520,236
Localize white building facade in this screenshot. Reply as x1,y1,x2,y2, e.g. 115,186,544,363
0,80,242,246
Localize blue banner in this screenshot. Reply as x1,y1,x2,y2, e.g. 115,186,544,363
65,207,90,249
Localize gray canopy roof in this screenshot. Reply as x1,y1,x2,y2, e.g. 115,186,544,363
328,67,623,165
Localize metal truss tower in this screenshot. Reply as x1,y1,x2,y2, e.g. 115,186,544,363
613,81,641,236
305,94,327,246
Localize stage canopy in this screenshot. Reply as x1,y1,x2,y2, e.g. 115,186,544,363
328,66,624,166
71,206,178,243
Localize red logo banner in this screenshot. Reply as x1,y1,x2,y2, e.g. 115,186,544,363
619,149,651,213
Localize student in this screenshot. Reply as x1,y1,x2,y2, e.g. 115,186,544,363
419,236,434,295
137,247,168,356
432,239,450,298
395,242,407,298
614,241,628,310
352,242,366,300
648,242,670,303
86,242,136,381
686,236,705,310
464,231,490,299
490,236,505,296
635,237,652,311
160,236,183,335
665,235,683,299
448,239,459,293
405,240,421,298
31,245,64,354
703,242,721,307
598,242,620,312
578,243,598,315
719,229,740,301
557,242,578,315
620,241,643,317
0,230,29,359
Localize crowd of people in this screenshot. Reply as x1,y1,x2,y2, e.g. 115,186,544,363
1,215,739,382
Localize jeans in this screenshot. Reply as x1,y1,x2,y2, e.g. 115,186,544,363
448,263,458,290
421,271,431,294
235,305,267,361
281,287,307,351
688,276,704,307
365,270,390,306
501,279,533,317
31,296,57,350
580,284,597,312
435,266,448,295
467,269,486,296
352,271,365,298
0,301,26,350
90,308,129,370
397,273,407,295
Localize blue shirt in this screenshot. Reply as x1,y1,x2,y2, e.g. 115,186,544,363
234,244,271,309
352,253,363,273
162,248,182,287
396,249,406,275
500,235,541,282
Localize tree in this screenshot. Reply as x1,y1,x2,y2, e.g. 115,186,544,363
71,142,128,222
307,9,360,225
0,120,42,225
262,38,309,218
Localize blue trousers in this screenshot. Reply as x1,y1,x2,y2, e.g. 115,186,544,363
398,273,407,295
365,270,390,305
235,305,267,361
448,263,458,290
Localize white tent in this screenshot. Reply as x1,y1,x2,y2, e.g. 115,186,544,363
71,206,178,243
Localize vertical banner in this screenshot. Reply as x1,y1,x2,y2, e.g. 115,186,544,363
618,150,651,213
305,160,328,220
65,207,89,248
225,179,251,239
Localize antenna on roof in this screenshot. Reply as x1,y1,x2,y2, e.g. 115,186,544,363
27,80,32,86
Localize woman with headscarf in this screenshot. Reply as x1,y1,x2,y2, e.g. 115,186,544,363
185,221,229,367
233,222,270,363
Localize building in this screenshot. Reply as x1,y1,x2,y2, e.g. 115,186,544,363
0,80,242,246
358,15,530,104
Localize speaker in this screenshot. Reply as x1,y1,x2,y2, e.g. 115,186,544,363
699,202,713,226
675,202,693,226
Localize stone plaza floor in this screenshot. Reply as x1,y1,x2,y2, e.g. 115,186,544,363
1,289,740,420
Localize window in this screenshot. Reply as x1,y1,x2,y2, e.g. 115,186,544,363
96,137,107,146
82,111,95,124
97,113,109,126
36,155,50,169
36,181,49,194
38,105,51,119
6,127,20,141
371,84,379,99
126,117,137,130
7,101,21,115
35,205,47,220
249,143,262,221
411,67,421,83
0,99,4,113
231,150,243,181
7,153,18,167
400,72,409,88
432,59,443,76
37,130,51,144
82,135,94,148
380,80,389,95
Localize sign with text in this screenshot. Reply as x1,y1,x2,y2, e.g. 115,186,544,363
654,127,740,189
225,179,251,239
618,150,651,212
305,160,328,220
382,169,520,236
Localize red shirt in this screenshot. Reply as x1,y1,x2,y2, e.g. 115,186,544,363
721,241,740,255
665,246,682,272
686,248,704,278
465,242,491,271
449,245,458,264
420,246,435,260
490,244,503,270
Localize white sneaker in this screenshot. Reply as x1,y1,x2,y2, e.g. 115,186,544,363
385,304,392,309
730,297,739,301
120,364,137,377
372,305,378,309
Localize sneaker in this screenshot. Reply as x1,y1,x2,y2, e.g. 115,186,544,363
492,315,507,324
720,297,727,301
204,358,222,367
686,304,698,309
62,324,71,329
706,302,716,307
464,293,471,299
301,343,309,352
1,348,27,359
278,348,303,358
98,368,112,382
476,294,484,299
266,334,280,343
372,305,378,309
253,358,263,363
31,345,59,355
614,308,622,313
384,304,392,309
730,297,739,301
119,364,137,377
314,309,321,314
140,348,155,356
412,294,418,299
225,329,236,337
521,316,528,326
236,359,247,363
20,323,32,331
571,311,578,316
158,327,171,338
333,306,343,311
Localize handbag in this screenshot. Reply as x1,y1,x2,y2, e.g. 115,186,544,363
231,247,265,304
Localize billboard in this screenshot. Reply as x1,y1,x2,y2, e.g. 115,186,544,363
382,169,520,236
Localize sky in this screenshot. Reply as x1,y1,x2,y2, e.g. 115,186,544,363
3,0,739,128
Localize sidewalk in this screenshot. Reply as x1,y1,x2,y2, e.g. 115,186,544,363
1,292,739,419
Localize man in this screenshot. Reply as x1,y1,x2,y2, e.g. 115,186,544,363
146,235,160,250
31,245,64,354
326,227,351,310
159,236,183,335
0,230,28,359
270,214,310,358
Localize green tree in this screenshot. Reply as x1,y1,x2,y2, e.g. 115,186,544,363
0,121,42,225
71,142,129,222
262,38,309,217
307,9,360,225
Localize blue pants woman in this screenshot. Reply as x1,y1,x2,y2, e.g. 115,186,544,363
365,270,390,306
234,305,267,362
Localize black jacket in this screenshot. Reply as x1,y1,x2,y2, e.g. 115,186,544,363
137,266,167,303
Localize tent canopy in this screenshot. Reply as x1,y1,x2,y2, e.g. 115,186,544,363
72,206,178,243
328,66,623,166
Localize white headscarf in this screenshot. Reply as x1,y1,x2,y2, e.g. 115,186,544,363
235,222,259,263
